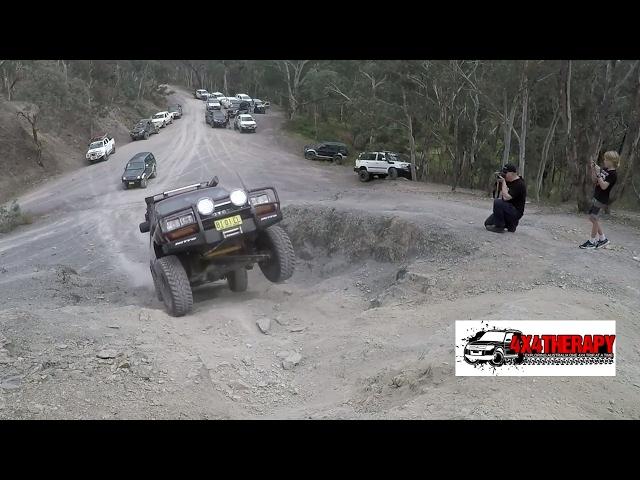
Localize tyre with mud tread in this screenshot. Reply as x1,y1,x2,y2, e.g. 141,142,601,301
156,255,193,316
150,166,156,178
141,178,148,188
227,268,248,292
305,151,315,160
333,154,342,165
144,131,149,140
490,349,505,367
150,261,163,301
358,169,370,182
258,225,295,283
104,151,109,162
388,167,398,180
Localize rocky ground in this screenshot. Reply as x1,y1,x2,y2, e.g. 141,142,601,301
1,87,639,419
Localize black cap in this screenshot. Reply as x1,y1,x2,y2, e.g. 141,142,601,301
501,163,517,174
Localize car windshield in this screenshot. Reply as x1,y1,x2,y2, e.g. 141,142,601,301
475,331,506,342
135,121,147,127
89,141,103,149
254,100,262,104
240,116,253,121
126,161,145,170
168,106,178,111
153,113,164,119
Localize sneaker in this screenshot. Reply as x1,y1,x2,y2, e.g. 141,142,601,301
596,238,610,249
579,240,596,249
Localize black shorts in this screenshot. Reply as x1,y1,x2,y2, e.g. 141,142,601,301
588,198,607,218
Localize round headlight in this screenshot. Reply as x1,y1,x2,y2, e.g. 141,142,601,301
197,197,215,215
230,189,247,206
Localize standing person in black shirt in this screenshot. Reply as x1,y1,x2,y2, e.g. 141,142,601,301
485,163,527,233
579,150,619,249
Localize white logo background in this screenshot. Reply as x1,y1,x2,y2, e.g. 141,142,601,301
455,320,616,377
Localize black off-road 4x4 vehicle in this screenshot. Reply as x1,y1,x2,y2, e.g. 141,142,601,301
138,177,295,316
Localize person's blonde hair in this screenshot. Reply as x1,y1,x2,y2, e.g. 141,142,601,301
603,150,620,168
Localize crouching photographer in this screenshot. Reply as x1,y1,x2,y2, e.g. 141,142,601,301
484,163,527,233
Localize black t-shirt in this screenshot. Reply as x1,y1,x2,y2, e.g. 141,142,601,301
594,168,617,204
506,177,527,218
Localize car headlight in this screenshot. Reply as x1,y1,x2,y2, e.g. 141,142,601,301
137,175,141,180
122,176,126,181
197,197,215,215
166,212,195,232
230,189,247,206
249,194,270,206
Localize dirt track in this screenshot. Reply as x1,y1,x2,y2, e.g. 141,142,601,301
1,88,640,419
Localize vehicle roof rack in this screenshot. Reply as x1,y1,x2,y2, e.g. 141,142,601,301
144,182,208,205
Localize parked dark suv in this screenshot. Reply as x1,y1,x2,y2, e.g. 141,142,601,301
122,152,157,189
464,329,524,366
206,109,228,128
304,142,349,164
130,119,159,141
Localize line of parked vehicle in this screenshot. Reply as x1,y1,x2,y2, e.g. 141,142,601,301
302,141,419,183
195,89,269,134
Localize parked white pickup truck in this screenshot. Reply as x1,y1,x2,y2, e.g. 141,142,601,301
86,134,115,163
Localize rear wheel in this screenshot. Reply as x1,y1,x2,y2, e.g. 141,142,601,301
333,154,343,165
227,268,248,292
358,169,370,182
258,225,295,283
388,167,398,180
156,255,193,317
305,151,315,160
104,152,109,162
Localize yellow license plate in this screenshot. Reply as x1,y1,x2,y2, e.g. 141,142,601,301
214,215,242,231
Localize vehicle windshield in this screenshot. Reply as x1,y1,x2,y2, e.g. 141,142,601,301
89,141,103,149
126,161,145,170
135,121,147,128
168,106,178,111
240,116,254,121
153,113,164,119
475,331,506,342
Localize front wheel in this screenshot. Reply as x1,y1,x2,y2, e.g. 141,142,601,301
141,178,148,188
305,151,315,160
144,132,149,140
258,225,295,283
358,169,370,182
150,166,157,178
388,167,398,180
162,121,166,128
104,152,109,162
156,255,193,317
227,268,248,292
490,349,505,367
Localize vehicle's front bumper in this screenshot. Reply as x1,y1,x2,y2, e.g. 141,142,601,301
123,179,142,188
464,353,494,362
87,155,105,162
241,126,256,131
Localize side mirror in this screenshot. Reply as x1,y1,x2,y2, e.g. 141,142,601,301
208,176,219,187
139,221,150,233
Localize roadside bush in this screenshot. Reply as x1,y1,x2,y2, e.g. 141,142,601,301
0,201,32,234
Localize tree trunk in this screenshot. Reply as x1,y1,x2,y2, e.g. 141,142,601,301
518,69,529,177
502,91,518,166
535,105,560,201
